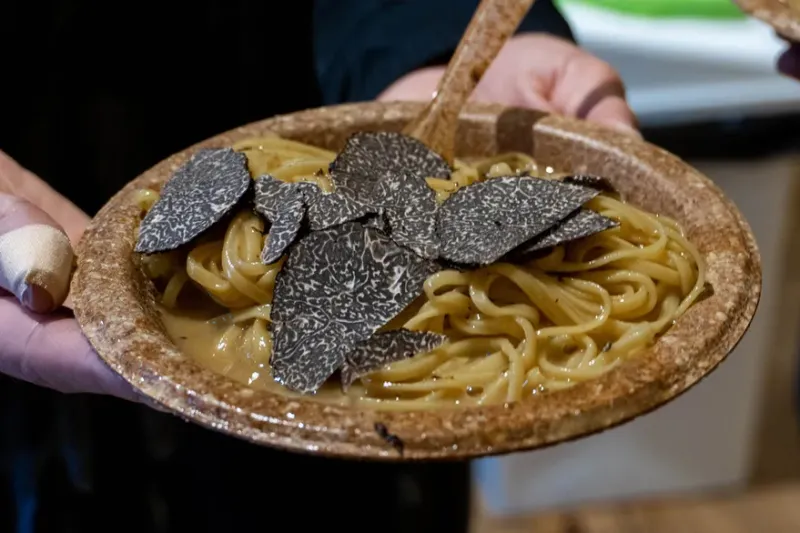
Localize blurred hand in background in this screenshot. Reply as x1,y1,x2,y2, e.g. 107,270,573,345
379,33,640,138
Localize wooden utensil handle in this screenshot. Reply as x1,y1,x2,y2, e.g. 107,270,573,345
403,0,536,163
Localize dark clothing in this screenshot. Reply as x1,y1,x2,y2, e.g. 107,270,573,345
0,2,572,531
2,0,571,216
314,0,574,105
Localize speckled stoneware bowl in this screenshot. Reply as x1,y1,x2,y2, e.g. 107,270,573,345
71,102,761,461
735,0,800,40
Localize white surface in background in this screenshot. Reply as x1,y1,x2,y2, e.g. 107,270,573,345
475,158,794,515
473,3,800,516
558,2,800,126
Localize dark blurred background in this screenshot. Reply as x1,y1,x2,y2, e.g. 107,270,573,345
0,1,472,531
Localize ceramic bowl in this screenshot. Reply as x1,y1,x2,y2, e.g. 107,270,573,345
735,0,800,40
71,101,761,460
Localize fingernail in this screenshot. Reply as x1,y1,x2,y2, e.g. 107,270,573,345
21,283,55,314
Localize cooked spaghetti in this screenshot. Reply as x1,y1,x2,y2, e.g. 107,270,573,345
134,135,706,411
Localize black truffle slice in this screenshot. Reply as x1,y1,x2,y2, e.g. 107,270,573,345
270,221,440,394
256,174,373,230
254,175,294,222
254,176,314,263
329,131,450,205
329,132,451,259
436,176,600,266
303,186,374,231
510,209,619,259
363,212,389,232
376,173,441,259
135,148,251,253
561,175,617,194
254,175,321,222
340,330,447,389
261,190,306,264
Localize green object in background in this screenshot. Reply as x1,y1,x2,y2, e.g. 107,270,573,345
555,0,746,19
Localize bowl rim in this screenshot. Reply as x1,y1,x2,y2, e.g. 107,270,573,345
72,101,762,461
734,0,800,40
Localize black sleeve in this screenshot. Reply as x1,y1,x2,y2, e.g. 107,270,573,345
313,0,575,105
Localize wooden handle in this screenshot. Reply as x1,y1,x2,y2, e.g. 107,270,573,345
403,0,536,164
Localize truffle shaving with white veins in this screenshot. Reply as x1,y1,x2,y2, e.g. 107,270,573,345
136,131,629,395
377,171,441,259
270,221,440,394
135,148,251,253
253,175,301,222
362,212,389,232
329,131,451,204
302,186,374,231
254,176,315,263
436,176,601,266
509,209,619,259
254,175,350,221
254,174,376,260
329,132,451,258
340,330,448,390
260,188,306,264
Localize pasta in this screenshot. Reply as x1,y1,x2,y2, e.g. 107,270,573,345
135,135,706,411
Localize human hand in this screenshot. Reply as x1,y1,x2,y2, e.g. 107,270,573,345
379,33,640,138
0,150,139,401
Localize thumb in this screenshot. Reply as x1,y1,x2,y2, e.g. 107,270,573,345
0,193,75,313
0,194,160,405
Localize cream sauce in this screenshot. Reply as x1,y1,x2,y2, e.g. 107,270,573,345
160,302,365,407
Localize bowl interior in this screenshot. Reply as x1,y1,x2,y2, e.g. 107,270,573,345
72,102,761,460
